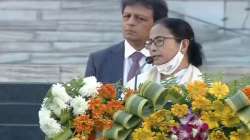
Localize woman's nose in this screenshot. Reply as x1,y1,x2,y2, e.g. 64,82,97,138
149,44,157,52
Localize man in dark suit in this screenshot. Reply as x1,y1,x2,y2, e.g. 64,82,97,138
85,0,168,85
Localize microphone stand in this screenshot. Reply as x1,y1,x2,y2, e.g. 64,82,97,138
134,62,147,91
134,57,153,91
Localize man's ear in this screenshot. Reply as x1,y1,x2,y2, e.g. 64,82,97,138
181,39,189,53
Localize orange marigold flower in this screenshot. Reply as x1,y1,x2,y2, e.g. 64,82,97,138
106,100,124,115
187,80,208,99
89,98,106,117
73,115,94,135
242,86,250,99
98,84,116,100
94,118,113,131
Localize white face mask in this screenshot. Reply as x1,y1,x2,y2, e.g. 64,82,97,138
156,41,184,75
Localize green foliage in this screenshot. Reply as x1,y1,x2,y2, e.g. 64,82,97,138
227,76,250,96
51,127,73,140
161,76,178,88
64,77,85,97
202,72,224,85
59,109,72,126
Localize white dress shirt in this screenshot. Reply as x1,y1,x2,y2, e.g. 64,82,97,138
123,40,152,85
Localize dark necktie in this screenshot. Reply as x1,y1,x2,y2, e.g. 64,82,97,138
127,52,144,81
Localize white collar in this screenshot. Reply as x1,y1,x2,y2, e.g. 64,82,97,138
174,68,187,77
124,40,150,58
175,64,202,85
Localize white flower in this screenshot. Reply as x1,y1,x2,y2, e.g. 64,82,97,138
49,83,72,116
39,107,63,138
70,96,88,116
192,119,203,126
171,134,178,140
49,98,69,116
192,128,198,137
42,97,48,105
51,83,71,102
39,106,51,120
79,76,102,97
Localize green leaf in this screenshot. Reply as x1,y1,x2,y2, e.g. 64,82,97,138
64,77,85,97
59,109,72,126
51,127,73,140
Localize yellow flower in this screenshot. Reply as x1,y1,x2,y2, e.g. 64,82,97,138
144,111,166,129
209,130,228,140
154,132,169,140
171,104,189,118
145,110,173,123
192,97,211,111
230,131,240,140
201,111,219,129
157,120,177,133
187,80,208,99
220,107,241,127
209,82,229,99
239,132,250,140
212,100,241,127
143,110,177,133
132,128,154,140
152,109,171,120
212,100,224,112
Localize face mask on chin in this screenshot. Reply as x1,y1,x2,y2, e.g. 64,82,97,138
156,41,184,75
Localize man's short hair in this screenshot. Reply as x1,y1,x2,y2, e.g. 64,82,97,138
121,0,168,22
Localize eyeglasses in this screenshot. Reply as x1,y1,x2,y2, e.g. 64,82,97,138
145,36,178,49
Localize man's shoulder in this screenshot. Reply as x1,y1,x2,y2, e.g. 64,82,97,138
90,41,124,57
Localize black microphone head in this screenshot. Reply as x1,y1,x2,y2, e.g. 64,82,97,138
145,56,153,64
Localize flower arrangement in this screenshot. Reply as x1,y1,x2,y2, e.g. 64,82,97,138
38,76,124,140
39,75,250,140
131,80,250,140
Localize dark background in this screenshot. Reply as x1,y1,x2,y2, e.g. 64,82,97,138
0,83,50,140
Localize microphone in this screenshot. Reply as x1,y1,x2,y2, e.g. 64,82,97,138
145,56,154,64
134,56,154,90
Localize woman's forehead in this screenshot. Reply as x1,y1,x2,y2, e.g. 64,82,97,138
150,24,172,37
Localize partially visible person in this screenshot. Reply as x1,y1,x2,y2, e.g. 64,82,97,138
85,0,168,86
144,18,204,85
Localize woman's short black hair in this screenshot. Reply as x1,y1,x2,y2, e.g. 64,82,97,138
157,18,204,67
121,0,168,22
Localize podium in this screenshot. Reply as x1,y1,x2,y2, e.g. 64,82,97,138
0,83,50,140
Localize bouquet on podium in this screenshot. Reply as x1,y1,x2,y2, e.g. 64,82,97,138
39,75,250,140
38,76,124,140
